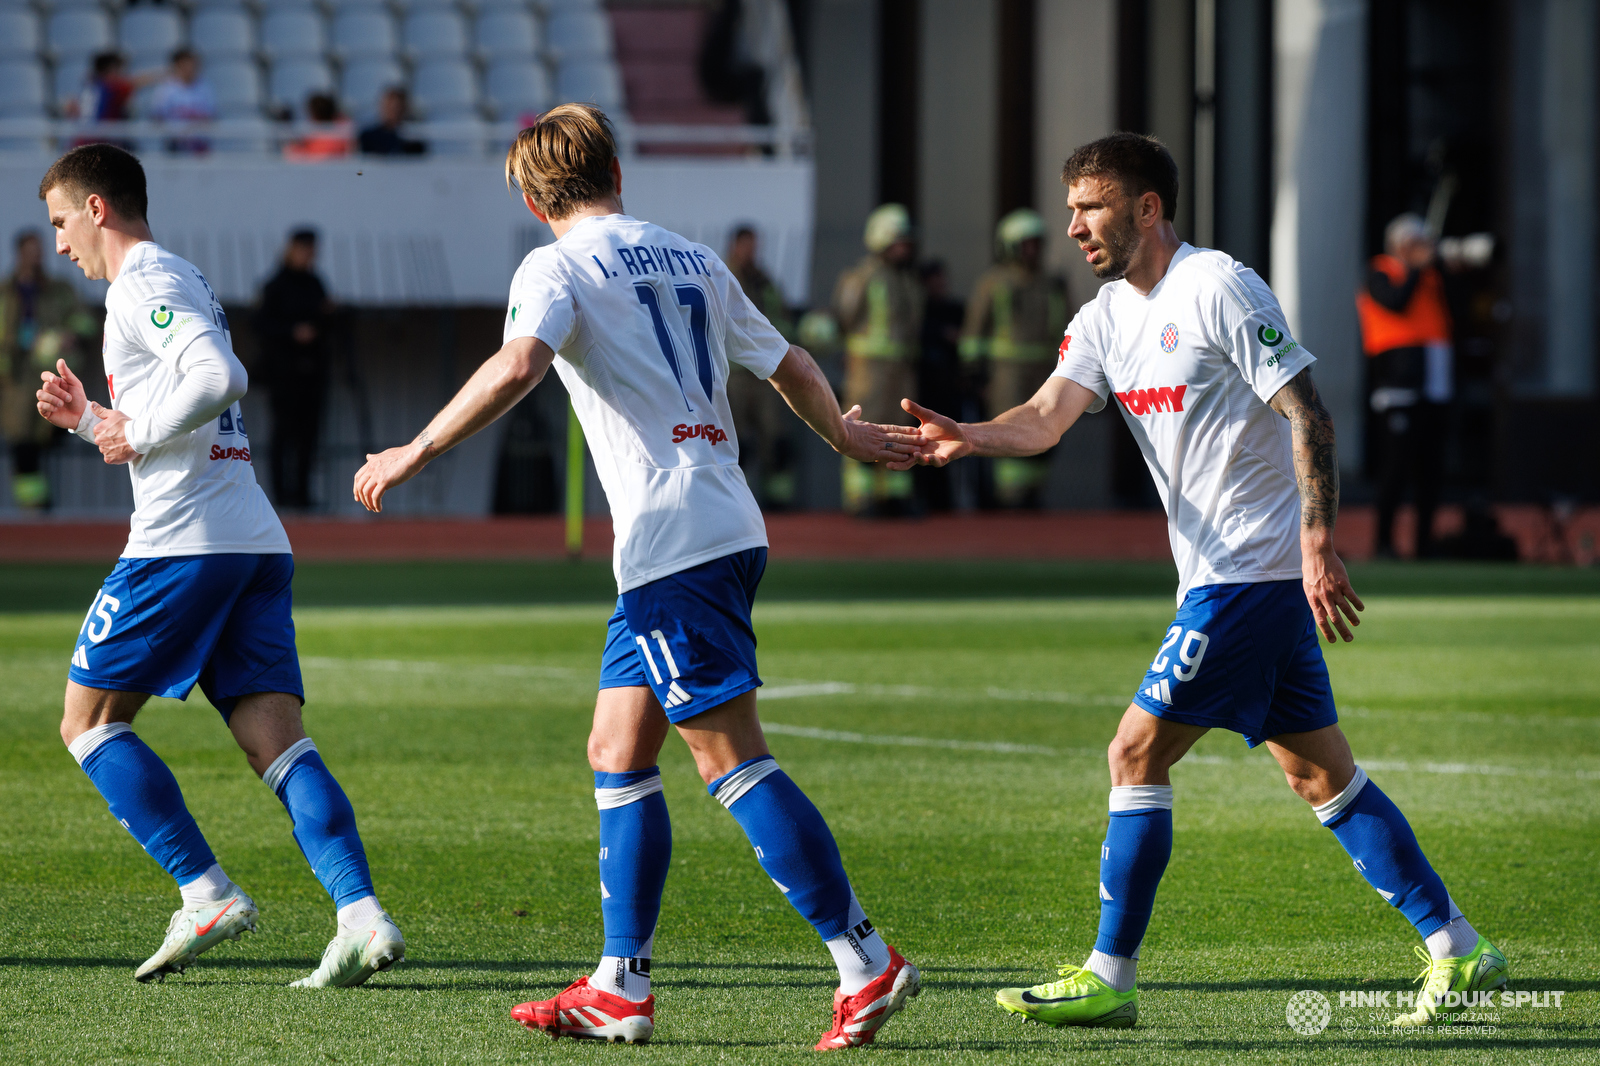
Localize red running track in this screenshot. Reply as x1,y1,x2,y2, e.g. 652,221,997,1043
0,505,1594,565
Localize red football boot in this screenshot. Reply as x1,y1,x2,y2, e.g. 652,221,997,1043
510,976,655,1044
814,945,921,1050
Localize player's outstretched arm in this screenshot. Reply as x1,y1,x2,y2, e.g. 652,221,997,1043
354,336,554,512
1268,366,1365,643
765,345,924,465
901,376,1098,467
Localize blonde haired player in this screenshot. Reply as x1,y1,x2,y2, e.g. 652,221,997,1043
354,104,924,1048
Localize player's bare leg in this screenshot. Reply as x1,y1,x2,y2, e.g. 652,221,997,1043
1266,724,1506,1023
60,681,257,981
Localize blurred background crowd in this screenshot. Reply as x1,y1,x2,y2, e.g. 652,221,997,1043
0,0,1592,566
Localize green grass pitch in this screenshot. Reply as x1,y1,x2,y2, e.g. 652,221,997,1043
2,560,1596,1064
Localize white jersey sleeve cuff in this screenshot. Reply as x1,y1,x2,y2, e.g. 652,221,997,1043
73,407,103,444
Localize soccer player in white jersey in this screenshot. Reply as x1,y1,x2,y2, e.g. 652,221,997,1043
33,144,403,987
899,135,1506,1029
353,105,923,1048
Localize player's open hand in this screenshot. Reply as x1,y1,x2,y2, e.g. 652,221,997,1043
89,402,140,465
353,442,432,513
1302,538,1364,642
36,358,86,429
900,399,971,467
835,404,927,468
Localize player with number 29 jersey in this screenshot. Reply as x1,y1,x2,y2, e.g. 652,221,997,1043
503,214,784,592
98,241,288,556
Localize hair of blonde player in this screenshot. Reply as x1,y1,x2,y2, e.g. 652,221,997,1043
505,104,618,221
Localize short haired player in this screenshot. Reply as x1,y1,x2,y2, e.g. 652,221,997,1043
353,104,924,1048
35,144,402,987
897,133,1506,1029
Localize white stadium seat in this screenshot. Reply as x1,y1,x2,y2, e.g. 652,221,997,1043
208,57,263,118
410,57,478,119
330,9,398,61
475,0,537,10
267,56,333,115
119,7,184,65
0,59,46,117
483,59,550,120
0,10,41,62
475,9,540,62
54,57,98,111
259,9,326,61
555,57,622,110
545,9,611,60
402,9,468,60
339,57,403,122
190,8,255,59
46,8,113,62
326,0,391,11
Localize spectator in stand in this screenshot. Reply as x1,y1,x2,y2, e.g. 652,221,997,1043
1356,213,1453,559
149,48,218,154
724,225,796,508
0,231,97,510
285,94,353,161
66,52,164,147
358,87,427,156
255,230,334,510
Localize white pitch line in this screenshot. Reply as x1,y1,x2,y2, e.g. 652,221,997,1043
761,721,1600,780
759,680,1124,706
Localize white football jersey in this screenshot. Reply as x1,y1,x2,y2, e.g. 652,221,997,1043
504,214,788,592
101,242,289,557
1052,244,1316,602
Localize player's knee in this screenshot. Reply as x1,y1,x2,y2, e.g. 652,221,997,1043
1282,768,1322,804
1106,734,1143,777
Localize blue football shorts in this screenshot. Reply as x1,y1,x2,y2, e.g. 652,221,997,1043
68,553,304,721
598,547,766,722
1131,578,1338,748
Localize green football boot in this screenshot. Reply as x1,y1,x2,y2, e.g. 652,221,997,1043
1391,937,1509,1026
996,965,1138,1028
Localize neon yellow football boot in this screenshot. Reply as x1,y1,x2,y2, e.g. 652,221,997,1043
996,964,1138,1028
1391,936,1509,1026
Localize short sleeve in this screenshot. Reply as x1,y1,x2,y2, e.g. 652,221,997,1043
504,252,579,353
131,277,223,370
1048,309,1109,413
712,254,788,379
1211,267,1316,404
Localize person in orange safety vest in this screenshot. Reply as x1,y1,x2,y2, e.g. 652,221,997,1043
1356,213,1452,559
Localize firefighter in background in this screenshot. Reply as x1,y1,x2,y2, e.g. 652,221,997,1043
832,203,923,515
0,231,96,510
724,224,798,508
1357,212,1453,559
960,208,1068,508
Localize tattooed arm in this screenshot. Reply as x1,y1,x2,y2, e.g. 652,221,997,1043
1269,367,1365,642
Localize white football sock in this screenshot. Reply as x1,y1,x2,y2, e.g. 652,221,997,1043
178,863,235,907
824,894,891,995
1425,916,1479,960
337,894,385,933
1085,948,1138,993
592,936,653,1003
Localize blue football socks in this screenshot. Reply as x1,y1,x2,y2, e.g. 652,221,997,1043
1315,767,1459,938
590,767,672,1001
70,722,218,887
1092,785,1173,966
262,738,376,912
709,756,855,938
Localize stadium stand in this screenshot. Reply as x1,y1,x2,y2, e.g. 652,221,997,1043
118,7,184,68
0,10,41,63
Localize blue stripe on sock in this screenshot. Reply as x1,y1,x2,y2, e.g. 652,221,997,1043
80,730,216,885
1325,780,1455,937
274,750,375,909
598,776,671,957
1093,806,1172,958
718,767,854,940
